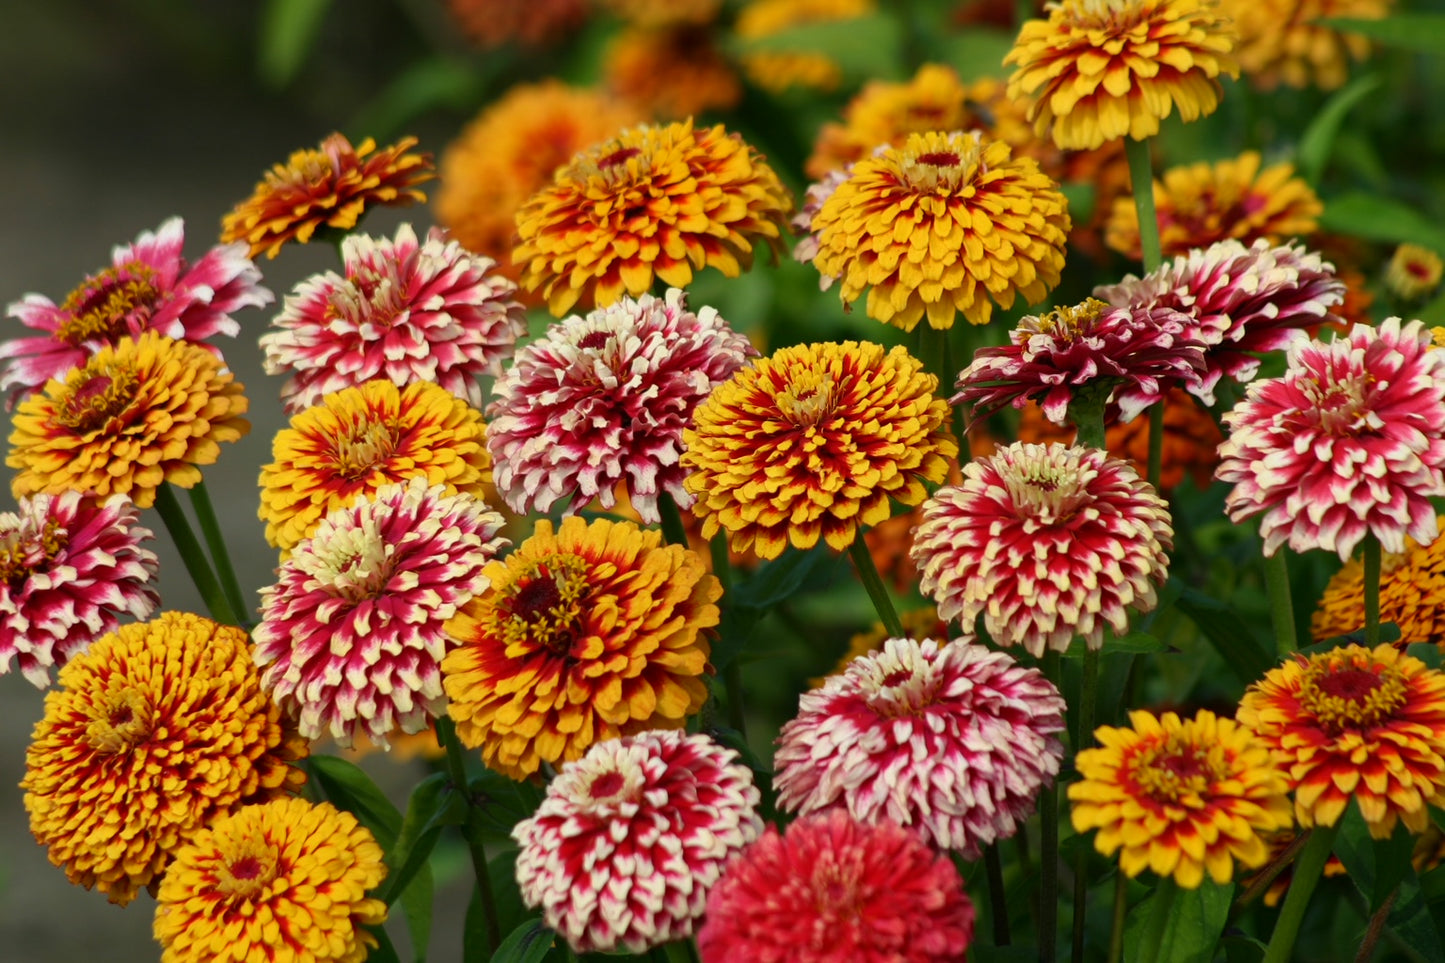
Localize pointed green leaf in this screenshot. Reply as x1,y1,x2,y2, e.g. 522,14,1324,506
399,862,435,962
305,755,403,847
1319,192,1445,253
1296,74,1383,185
1320,15,1445,56
490,919,557,963
1059,632,1167,658
1172,584,1274,685
375,772,467,906
1123,879,1233,963
257,0,332,89
1334,804,1417,912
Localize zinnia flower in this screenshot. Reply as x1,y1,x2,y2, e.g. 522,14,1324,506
22,612,307,904
775,637,1067,858
1221,0,1390,90
513,118,793,315
682,340,956,560
697,809,977,963
602,25,742,119
1386,243,1444,302
445,0,588,46
260,222,527,413
1312,521,1445,646
1004,0,1239,151
1069,709,1293,888
600,0,723,26
1238,643,1445,837
0,491,159,688
808,130,1071,330
487,287,755,523
153,797,387,963
1,217,270,402
8,331,250,509
441,516,719,779
912,442,1173,655
953,297,1205,425
222,133,435,260
1216,318,1445,560
257,379,490,552
253,476,509,747
513,729,761,953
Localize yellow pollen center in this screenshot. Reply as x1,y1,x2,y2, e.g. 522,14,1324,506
499,555,592,656
0,518,68,584
1302,375,1374,435
1004,462,1090,523
56,363,140,433
334,421,400,481
56,262,159,346
214,841,281,900
1063,0,1147,29
1297,659,1408,733
1032,298,1110,341
85,687,154,753
777,371,837,427
899,140,983,192
1129,737,1223,804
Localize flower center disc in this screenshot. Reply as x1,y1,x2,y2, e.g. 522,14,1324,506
334,421,400,482
501,556,591,656
85,687,154,753
0,517,68,585
777,371,836,427
1130,738,1221,804
56,262,158,346
1298,660,1408,733
57,365,141,433
215,844,281,900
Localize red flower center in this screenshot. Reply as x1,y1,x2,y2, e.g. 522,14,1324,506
588,770,626,801
84,687,153,753
512,571,563,623
597,146,642,171
216,845,280,898
500,556,592,657
1129,738,1221,804
57,365,140,433
1298,657,1408,733
230,856,264,881
57,262,159,346
915,151,960,168
577,330,611,351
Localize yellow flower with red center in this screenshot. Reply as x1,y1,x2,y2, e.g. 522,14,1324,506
682,341,956,560
8,331,249,509
1238,644,1445,838
153,796,387,963
602,25,742,119
258,379,490,552
1221,0,1391,90
1005,0,1239,151
221,133,434,260
1070,709,1292,888
1386,244,1444,301
809,131,1071,330
513,119,793,316
441,516,718,780
22,612,307,904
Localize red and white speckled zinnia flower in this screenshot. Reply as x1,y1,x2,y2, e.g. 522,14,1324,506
487,288,755,523
1217,318,1445,560
512,729,762,954
260,223,527,413
0,491,159,688
911,442,1174,655
253,476,508,747
774,637,1066,858
1,218,270,402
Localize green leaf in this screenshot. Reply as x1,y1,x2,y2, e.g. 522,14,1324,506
1059,632,1167,658
1123,879,1233,963
375,772,468,906
1319,193,1445,253
730,547,847,611
468,768,546,843
400,862,435,962
348,56,492,143
1320,15,1445,56
729,14,905,82
305,755,403,847
1335,804,1417,912
257,0,332,89
1171,583,1274,685
1296,74,1383,185
366,922,403,963
1388,875,1445,961
933,28,1017,82
490,919,557,963
1219,934,1266,963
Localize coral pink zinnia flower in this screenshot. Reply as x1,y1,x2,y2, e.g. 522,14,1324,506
697,810,977,963
253,476,508,747
260,223,527,413
1,218,271,403
512,729,762,954
774,637,1066,858
911,442,1174,655
1217,318,1445,560
487,288,756,523
0,491,159,688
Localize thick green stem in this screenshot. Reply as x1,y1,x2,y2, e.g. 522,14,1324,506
1363,535,1381,646
436,717,501,957
848,535,904,637
657,492,691,549
1039,651,1062,963
985,844,1012,946
1124,137,1163,273
1135,878,1180,963
153,483,240,626
1071,646,1102,963
187,479,250,625
1263,550,1298,657
1107,870,1127,963
1262,824,1340,963
1146,404,1164,492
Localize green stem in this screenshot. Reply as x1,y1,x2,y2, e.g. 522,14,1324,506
1363,535,1381,646
663,939,701,963
1124,137,1163,273
723,660,748,738
1107,871,1127,963
187,479,250,625
1146,404,1164,492
848,535,905,638
1263,550,1298,657
1039,651,1062,963
153,483,240,626
985,844,1012,946
657,491,691,549
1071,646,1101,963
1356,886,1398,963
1135,878,1180,963
1262,824,1340,963
436,717,501,957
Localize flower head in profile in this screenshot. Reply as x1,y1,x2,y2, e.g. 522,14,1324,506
260,223,527,413
1221,0,1391,90
809,130,1071,330
1312,519,1445,646
8,331,250,509
1004,0,1239,151
254,477,508,748
514,119,792,315
0,491,159,688
442,516,718,779
1,218,270,402
514,730,760,953
1097,238,1346,401
1238,643,1445,837
1386,244,1444,302
222,133,435,260
913,442,1173,655
697,810,977,963
153,797,387,963
602,25,741,119
488,288,754,523
1217,318,1445,560
1070,709,1293,888
258,379,490,552
683,341,956,560
954,297,1205,426
22,612,307,904
776,637,1066,858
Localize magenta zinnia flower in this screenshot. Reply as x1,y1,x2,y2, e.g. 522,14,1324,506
697,810,976,963
912,442,1174,655
513,729,762,954
1096,238,1346,402
774,637,1065,857
1,218,270,402
1217,318,1445,560
0,491,159,688
954,297,1205,425
487,287,756,523
253,476,508,747
260,223,527,413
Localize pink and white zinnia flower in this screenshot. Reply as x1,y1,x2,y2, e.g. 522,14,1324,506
487,287,756,523
1217,317,1445,560
513,729,762,954
261,223,527,413
1,217,270,402
773,637,1066,859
